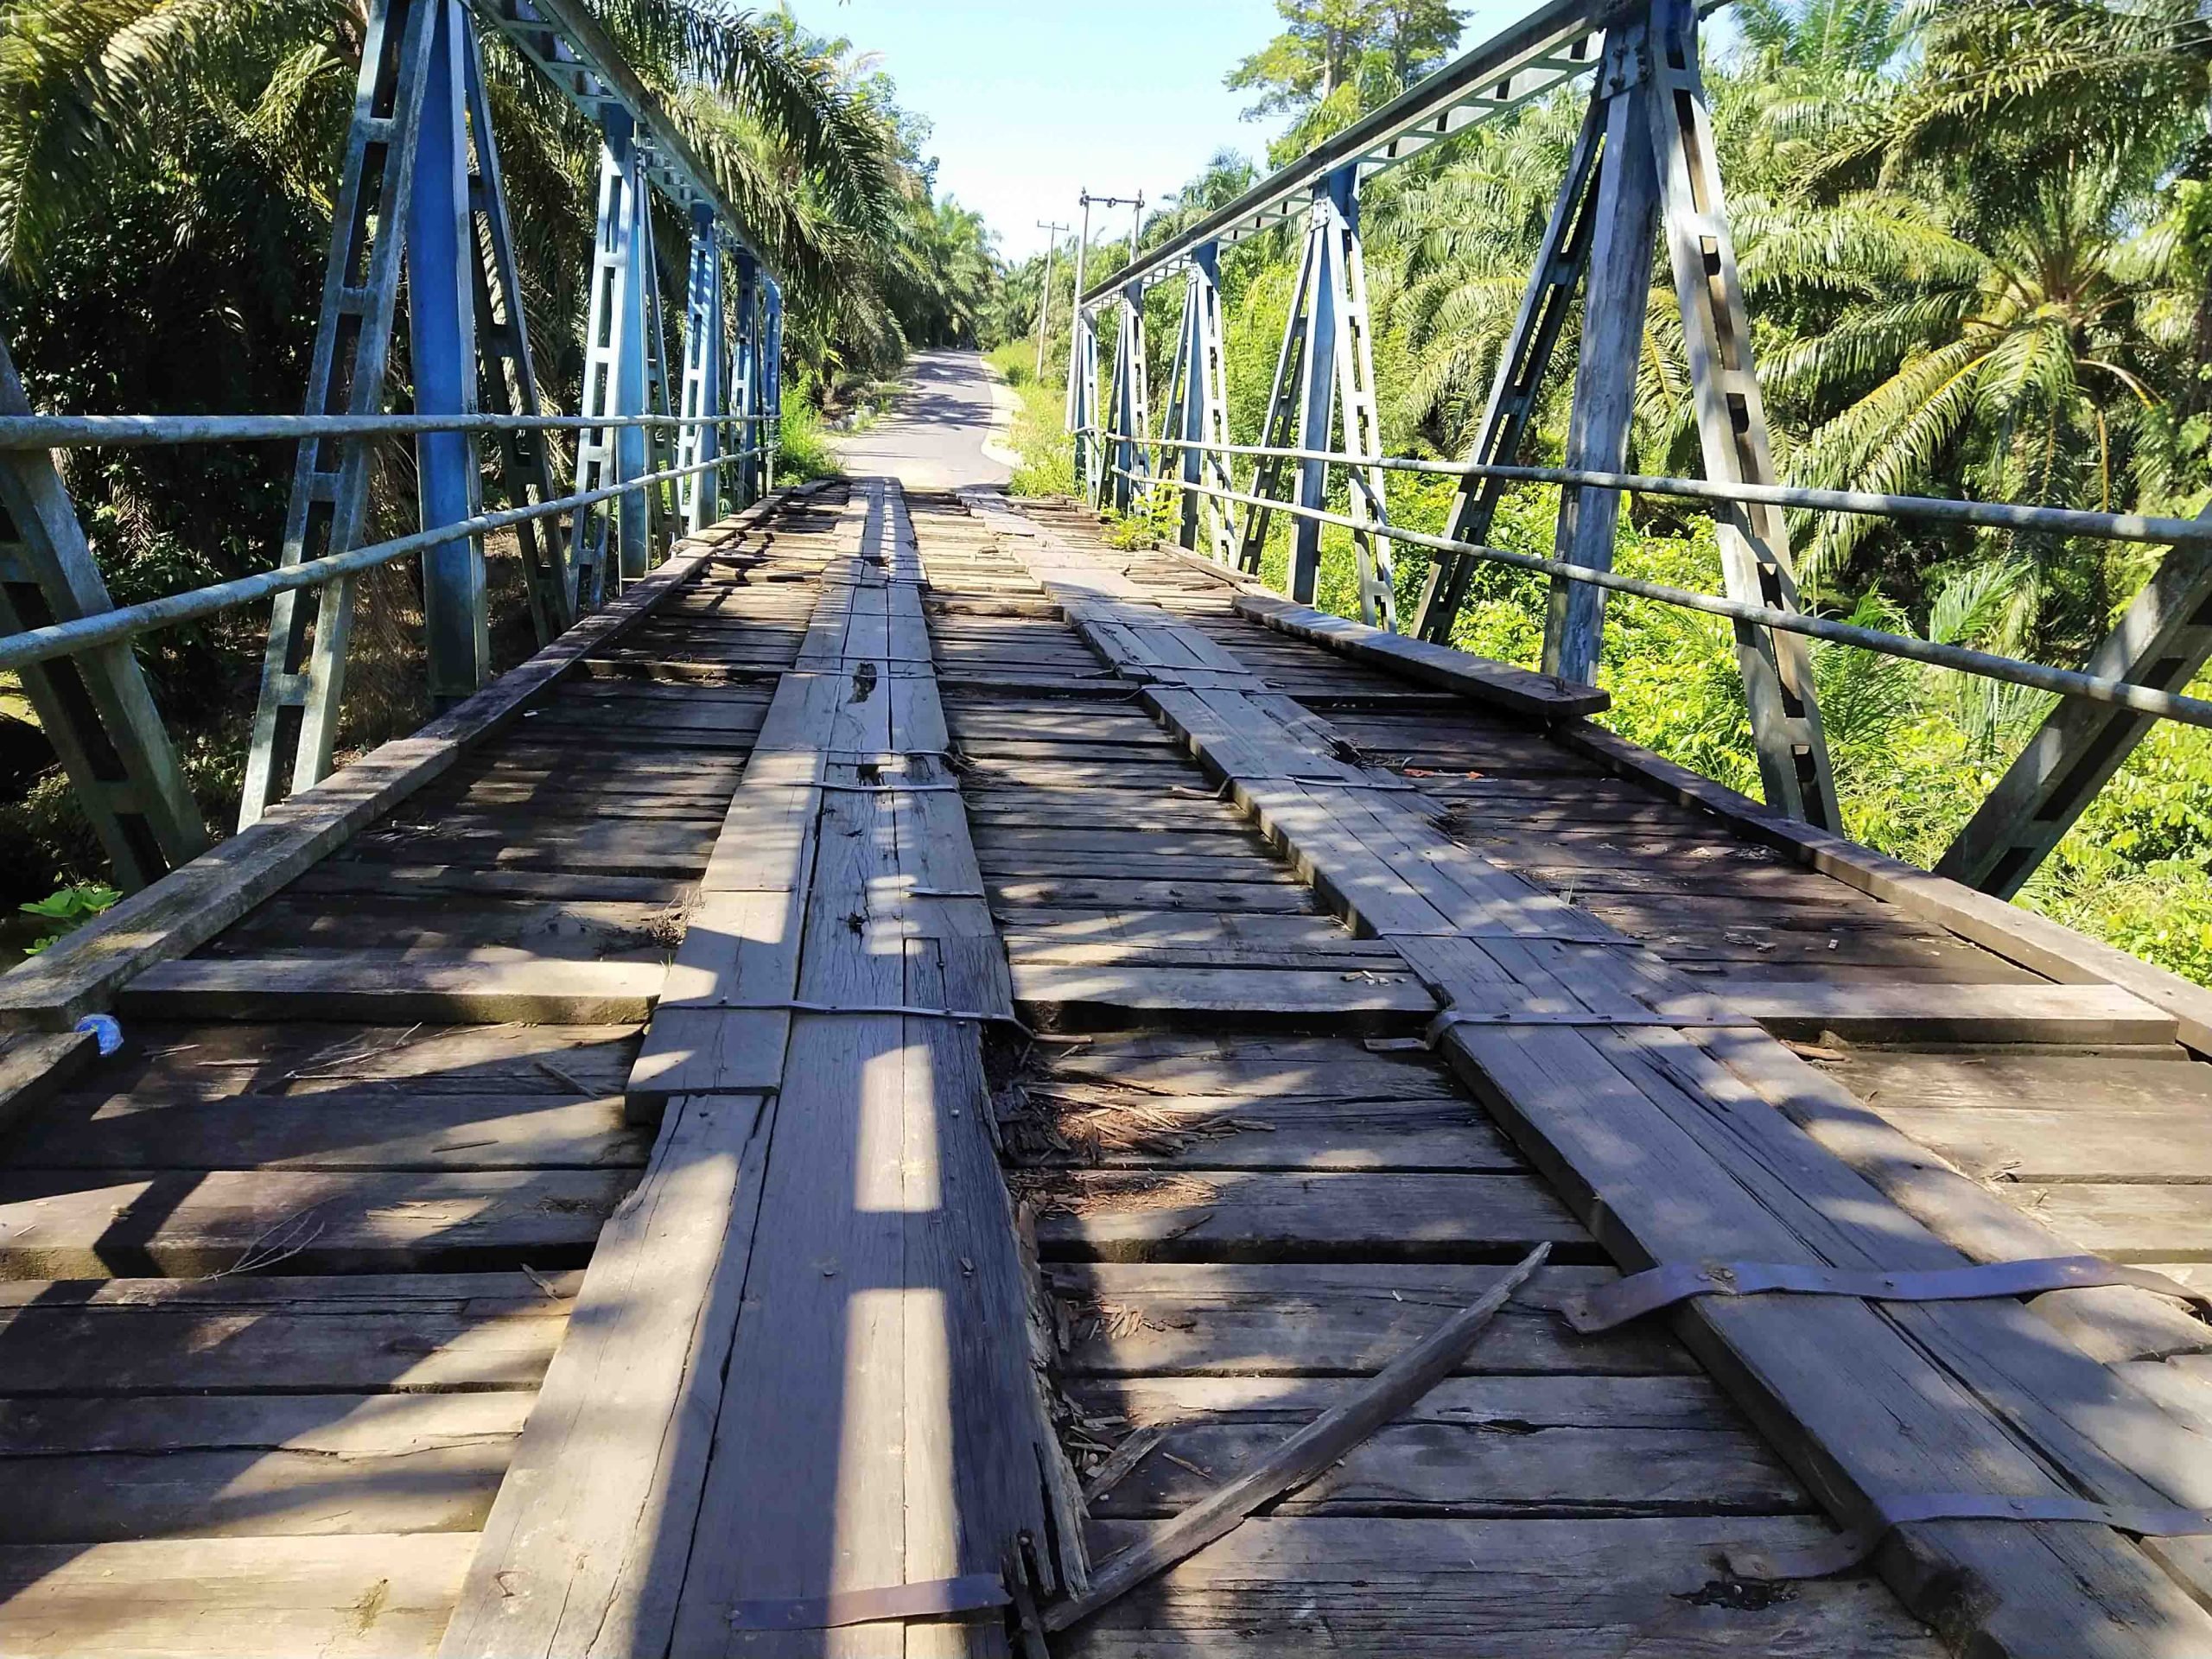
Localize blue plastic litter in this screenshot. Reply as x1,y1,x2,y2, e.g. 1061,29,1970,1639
73,1013,124,1056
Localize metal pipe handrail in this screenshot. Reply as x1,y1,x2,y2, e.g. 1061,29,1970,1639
1102,458,2212,732
0,448,767,675
0,411,772,448
1090,429,2212,550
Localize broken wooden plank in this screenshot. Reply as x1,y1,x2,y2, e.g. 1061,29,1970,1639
1044,1246,1548,1632
1232,594,1609,720
117,957,666,1025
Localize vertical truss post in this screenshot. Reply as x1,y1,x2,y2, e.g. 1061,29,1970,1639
1288,176,1344,604
1106,280,1149,515
762,278,783,492
571,108,654,592
731,249,760,508
1646,0,1836,828
460,10,569,643
1069,304,1101,499
677,204,724,536
1542,22,1660,685
1159,242,1238,563
1939,540,2212,896
407,0,488,711
1236,224,1321,578
639,205,675,561
240,0,440,825
0,339,208,887
1414,92,1606,644
1274,165,1393,622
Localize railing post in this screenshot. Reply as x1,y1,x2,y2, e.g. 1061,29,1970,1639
241,0,440,826
0,337,208,887
678,204,724,536
407,0,489,710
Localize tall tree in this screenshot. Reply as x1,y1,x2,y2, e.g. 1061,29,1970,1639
1225,0,1462,122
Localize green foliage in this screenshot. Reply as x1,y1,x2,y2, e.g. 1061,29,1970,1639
19,880,119,954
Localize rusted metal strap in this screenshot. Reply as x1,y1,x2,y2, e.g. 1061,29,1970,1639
715,999,1030,1037
1726,1495,2212,1581
724,1573,1010,1630
1566,1254,2212,1334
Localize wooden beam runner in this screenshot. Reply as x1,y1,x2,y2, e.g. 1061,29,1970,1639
969,491,2212,1657
446,480,1077,1659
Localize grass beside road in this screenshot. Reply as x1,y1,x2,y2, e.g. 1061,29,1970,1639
985,342,1077,497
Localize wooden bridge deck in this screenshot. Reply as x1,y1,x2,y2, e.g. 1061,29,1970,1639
0,479,2206,1656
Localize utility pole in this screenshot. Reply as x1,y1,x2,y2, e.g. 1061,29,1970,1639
1034,219,1068,380
1066,191,1094,430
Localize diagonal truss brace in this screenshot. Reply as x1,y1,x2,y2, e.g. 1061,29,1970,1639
1939,537,2212,896
0,340,208,888
1411,0,1835,828
461,10,570,644
1154,242,1240,564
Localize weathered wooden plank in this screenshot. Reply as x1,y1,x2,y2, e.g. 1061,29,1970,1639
1005,1087,1521,1173
13,1088,644,1173
0,1166,627,1277
1030,1170,1586,1262
0,1027,94,1135
0,1535,475,1659
1012,961,1433,1017
1063,1517,1940,1658
118,957,666,1025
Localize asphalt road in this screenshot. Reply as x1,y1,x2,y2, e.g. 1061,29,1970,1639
833,348,1014,490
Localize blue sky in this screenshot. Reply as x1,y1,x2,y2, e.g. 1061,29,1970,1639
785,1,1534,265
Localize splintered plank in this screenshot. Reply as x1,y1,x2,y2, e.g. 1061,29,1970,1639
0,1391,529,1542
1030,1170,1586,1262
1070,1374,1800,1519
1061,1517,1940,1658
1231,594,1610,719
118,957,666,1025
0,1166,627,1277
1648,978,2177,1046
0,1534,476,1659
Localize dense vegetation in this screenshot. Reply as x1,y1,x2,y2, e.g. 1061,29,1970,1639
0,0,995,909
995,0,2212,984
